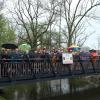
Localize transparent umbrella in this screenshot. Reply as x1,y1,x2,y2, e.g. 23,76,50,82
18,43,31,52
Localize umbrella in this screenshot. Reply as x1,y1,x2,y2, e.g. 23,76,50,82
79,51,90,60
1,43,18,49
18,43,31,52
80,51,90,56
89,49,96,52
67,44,80,52
69,44,79,48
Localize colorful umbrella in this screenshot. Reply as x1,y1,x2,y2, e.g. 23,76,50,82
69,44,79,48
18,43,31,52
67,44,80,52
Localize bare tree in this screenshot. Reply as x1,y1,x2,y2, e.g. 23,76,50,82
8,0,100,48
8,0,57,49
59,0,100,47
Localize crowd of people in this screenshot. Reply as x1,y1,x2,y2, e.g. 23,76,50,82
0,47,98,63
0,47,63,62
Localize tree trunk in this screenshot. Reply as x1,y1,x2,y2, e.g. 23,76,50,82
67,34,72,47
31,40,37,50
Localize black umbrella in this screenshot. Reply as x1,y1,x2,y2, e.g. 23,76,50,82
1,43,18,49
89,49,96,52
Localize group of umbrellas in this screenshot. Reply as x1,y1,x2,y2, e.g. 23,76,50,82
67,45,97,57
1,43,80,53
1,43,31,52
2,43,95,54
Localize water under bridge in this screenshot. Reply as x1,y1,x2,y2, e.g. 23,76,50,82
0,57,100,86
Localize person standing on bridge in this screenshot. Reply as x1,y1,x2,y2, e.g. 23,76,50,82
89,49,97,62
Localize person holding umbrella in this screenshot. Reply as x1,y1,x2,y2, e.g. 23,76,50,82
67,44,80,55
1,43,18,60
1,48,10,60
1,43,18,50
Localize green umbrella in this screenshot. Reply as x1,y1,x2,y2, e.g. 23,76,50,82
18,43,31,52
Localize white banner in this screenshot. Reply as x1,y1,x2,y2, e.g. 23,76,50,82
62,53,73,64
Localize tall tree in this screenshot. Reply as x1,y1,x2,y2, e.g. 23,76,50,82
58,0,100,47
9,0,58,49
0,15,16,46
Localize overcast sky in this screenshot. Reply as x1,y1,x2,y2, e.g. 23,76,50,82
84,18,100,50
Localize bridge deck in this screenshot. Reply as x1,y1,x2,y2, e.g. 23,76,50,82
0,58,100,84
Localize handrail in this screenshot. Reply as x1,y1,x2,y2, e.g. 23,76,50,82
0,56,99,84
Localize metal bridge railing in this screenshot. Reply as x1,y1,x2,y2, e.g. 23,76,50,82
0,57,100,82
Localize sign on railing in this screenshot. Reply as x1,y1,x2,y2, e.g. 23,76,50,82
62,53,73,64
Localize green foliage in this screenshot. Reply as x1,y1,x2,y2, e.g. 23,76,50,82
0,15,16,47
0,96,6,100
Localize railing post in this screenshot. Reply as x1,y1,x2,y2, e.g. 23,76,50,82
67,64,72,75
80,61,85,74
50,60,56,77
90,59,96,73
24,54,36,78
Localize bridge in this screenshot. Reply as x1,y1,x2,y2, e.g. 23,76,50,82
0,57,100,85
